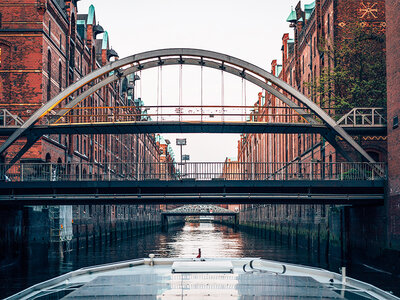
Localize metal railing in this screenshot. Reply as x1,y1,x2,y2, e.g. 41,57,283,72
49,105,388,129
0,109,24,127
336,107,386,126
0,161,386,182
50,105,313,124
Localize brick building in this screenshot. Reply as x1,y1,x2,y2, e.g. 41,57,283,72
0,0,173,248
386,0,400,250
233,0,389,255
238,0,386,169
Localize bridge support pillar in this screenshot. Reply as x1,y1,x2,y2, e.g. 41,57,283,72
161,215,168,231
234,214,239,229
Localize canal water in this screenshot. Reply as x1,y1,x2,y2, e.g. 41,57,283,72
1,222,399,298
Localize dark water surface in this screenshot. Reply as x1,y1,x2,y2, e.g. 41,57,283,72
1,222,399,298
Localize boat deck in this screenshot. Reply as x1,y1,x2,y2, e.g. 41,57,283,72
6,258,399,300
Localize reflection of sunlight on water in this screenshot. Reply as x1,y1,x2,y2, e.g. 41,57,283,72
165,222,243,258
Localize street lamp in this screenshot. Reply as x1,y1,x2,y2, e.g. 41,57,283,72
176,138,187,165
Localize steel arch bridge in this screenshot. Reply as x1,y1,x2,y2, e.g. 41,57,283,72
0,48,377,164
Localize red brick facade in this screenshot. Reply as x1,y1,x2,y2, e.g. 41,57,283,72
0,0,163,167
237,0,386,168
386,0,400,249
0,0,174,245
234,0,389,253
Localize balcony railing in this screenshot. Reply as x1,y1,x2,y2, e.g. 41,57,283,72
0,161,386,182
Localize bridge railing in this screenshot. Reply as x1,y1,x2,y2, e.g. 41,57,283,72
50,106,387,127
336,107,386,126
0,109,24,127
50,105,313,124
0,162,386,182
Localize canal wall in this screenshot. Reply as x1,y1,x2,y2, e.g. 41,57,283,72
0,204,184,263
0,206,24,267
235,204,341,260
217,204,399,273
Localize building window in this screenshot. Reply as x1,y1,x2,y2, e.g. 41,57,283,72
47,50,52,102
58,62,62,92
327,14,330,35
48,20,51,37
0,13,2,28
314,37,316,56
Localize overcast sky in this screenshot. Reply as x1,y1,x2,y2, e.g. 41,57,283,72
77,0,302,162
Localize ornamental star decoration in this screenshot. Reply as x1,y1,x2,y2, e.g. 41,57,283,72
359,2,378,19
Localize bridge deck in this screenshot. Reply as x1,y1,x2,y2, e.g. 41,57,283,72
0,122,387,136
0,180,385,206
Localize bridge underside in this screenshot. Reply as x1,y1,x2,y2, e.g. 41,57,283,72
162,213,237,216
0,180,384,206
0,122,385,136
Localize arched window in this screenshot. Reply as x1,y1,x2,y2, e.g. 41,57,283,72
366,150,380,162
47,49,52,102
56,157,63,180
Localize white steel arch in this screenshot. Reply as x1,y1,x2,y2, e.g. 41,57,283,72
0,48,375,163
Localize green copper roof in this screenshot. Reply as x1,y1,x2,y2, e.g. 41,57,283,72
304,1,315,11
305,1,315,19
286,9,297,22
298,17,304,22
77,20,86,40
159,136,168,145
276,65,283,77
288,39,294,44
87,5,95,25
102,31,108,49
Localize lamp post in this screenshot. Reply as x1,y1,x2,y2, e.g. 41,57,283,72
182,154,190,178
176,138,187,165
182,154,190,162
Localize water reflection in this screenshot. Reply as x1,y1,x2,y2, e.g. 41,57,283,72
163,223,243,258
0,222,398,298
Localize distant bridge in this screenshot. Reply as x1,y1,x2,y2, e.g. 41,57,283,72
161,205,238,228
162,204,237,216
